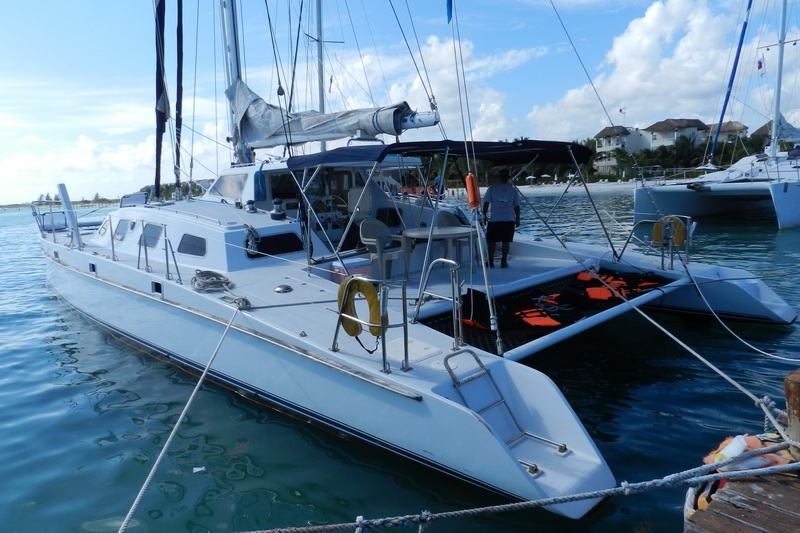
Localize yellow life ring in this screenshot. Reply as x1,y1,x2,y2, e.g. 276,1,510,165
652,215,686,247
337,276,387,337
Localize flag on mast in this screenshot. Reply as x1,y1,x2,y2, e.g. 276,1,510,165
447,0,453,23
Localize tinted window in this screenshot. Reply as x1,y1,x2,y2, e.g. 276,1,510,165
114,219,131,240
270,172,300,201
208,173,248,199
177,234,206,256
139,223,162,248
247,233,304,258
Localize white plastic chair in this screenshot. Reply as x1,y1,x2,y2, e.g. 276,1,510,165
360,217,409,280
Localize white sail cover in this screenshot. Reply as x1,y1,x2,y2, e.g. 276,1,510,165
773,113,800,142
226,80,425,149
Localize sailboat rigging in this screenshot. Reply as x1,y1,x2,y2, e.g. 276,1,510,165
635,0,800,229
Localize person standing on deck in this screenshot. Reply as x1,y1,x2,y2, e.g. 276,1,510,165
482,170,520,268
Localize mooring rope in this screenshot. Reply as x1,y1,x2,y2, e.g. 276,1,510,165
676,252,800,363
117,307,240,533
239,442,798,533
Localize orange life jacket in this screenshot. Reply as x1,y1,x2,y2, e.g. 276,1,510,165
515,309,561,327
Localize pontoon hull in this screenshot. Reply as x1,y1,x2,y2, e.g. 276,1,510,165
46,251,615,520
634,182,773,220
769,181,800,229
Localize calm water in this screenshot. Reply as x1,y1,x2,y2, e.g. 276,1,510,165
1,194,799,532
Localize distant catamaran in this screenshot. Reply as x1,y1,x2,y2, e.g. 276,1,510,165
634,0,800,229
31,0,795,523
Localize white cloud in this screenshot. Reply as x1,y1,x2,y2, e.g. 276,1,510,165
0,32,543,203
525,0,791,141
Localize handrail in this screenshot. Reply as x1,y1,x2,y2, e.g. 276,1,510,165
136,222,152,273
330,276,410,373
167,238,183,284
618,214,693,269
109,216,117,261
411,257,463,350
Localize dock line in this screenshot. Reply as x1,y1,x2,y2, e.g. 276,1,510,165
117,306,241,533
241,442,799,533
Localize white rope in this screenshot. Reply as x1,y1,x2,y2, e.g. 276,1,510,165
342,0,375,106
676,253,800,363
117,307,240,532
240,442,800,532
511,184,796,445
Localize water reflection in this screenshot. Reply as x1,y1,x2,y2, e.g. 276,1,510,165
1,199,799,532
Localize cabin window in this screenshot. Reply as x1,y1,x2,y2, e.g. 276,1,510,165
151,281,162,294
89,263,96,273
246,232,304,258
139,223,162,248
270,172,300,202
208,173,248,200
114,219,131,241
177,234,206,256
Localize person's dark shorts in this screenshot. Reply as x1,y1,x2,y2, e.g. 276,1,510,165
486,221,515,243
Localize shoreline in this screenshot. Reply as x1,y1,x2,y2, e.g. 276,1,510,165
444,180,636,197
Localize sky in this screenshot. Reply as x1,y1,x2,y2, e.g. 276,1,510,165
2,0,799,204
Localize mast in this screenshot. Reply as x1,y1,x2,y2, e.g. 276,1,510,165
316,0,326,152
708,0,752,164
220,0,252,164
769,0,788,158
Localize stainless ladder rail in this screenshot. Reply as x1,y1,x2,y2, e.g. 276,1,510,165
411,257,463,350
330,276,410,374
442,349,568,466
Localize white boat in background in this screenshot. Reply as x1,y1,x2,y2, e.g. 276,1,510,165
634,0,800,229
31,0,796,522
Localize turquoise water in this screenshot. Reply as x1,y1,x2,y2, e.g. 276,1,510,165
1,195,799,532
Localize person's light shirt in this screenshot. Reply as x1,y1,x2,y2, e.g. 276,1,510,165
483,183,520,222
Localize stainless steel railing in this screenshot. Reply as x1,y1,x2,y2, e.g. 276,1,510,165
330,276,410,374
618,214,693,269
411,258,463,350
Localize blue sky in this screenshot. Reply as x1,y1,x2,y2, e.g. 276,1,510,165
1,0,798,203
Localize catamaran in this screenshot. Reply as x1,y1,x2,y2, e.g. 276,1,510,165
634,0,800,229
33,0,795,521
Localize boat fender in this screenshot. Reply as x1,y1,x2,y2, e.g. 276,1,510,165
515,309,561,327
652,216,686,247
337,276,386,337
465,173,480,208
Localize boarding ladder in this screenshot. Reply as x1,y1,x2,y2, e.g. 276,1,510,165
443,349,568,475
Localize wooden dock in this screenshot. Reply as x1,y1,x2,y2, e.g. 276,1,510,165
686,370,800,532
684,473,800,532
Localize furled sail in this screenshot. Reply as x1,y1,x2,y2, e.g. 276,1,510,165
154,0,167,199
225,79,438,151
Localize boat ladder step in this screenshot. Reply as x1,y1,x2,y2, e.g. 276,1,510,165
443,349,569,455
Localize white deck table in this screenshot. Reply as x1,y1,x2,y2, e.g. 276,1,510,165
402,226,476,264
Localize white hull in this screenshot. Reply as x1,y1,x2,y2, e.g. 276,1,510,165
634,181,773,220
769,180,800,229
45,244,615,519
